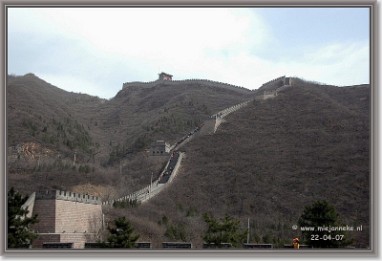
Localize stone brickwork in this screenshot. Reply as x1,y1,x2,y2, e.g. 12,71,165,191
260,76,286,91
36,189,101,204
55,200,102,233
32,234,60,248
263,90,278,100
103,152,184,205
60,233,89,249
198,118,217,135
254,76,294,101
33,233,89,249
259,76,295,91
150,140,170,156
211,100,251,133
158,72,173,81
31,190,103,249
33,199,56,233
122,78,251,94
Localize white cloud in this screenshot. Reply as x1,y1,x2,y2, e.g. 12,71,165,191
8,8,369,99
8,8,272,97
33,8,268,59
298,41,369,85
37,73,110,98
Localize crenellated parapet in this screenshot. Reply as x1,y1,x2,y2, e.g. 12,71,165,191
261,76,285,86
260,76,286,91
122,78,251,94
122,80,159,89
36,190,101,205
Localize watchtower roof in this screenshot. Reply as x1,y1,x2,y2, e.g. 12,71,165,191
159,72,173,77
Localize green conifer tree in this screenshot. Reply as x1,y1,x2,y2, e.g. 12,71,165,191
203,213,247,248
7,188,38,248
107,217,140,248
298,200,353,248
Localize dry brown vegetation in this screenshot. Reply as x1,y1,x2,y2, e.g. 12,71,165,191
7,74,370,248
110,82,370,248
7,73,251,196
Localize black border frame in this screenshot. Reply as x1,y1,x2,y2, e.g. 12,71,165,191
0,0,379,258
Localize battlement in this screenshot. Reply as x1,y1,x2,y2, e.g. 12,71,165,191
258,76,296,93
36,190,101,205
122,78,251,94
261,76,286,87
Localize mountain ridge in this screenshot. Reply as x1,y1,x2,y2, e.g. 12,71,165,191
114,81,370,248
7,73,253,196
6,73,370,248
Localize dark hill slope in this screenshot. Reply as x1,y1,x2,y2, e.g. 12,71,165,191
120,83,370,248
7,74,252,161
7,74,252,196
7,74,103,156
101,80,253,155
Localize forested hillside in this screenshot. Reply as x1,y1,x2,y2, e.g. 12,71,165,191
113,82,370,248
7,73,252,197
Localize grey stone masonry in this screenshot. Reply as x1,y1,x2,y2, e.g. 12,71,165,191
102,152,184,205
254,76,294,101
211,100,251,119
36,190,101,205
259,76,295,92
210,100,251,133
261,76,285,88
122,78,251,94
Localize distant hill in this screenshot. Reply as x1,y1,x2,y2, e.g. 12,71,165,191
115,81,370,248
7,73,105,157
7,73,252,196
101,78,254,161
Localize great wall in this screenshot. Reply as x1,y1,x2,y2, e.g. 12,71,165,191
103,152,184,205
103,97,253,207
101,75,295,205
18,75,295,249
122,78,251,94
211,100,252,133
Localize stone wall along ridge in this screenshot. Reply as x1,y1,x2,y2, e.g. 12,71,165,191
260,76,285,87
36,190,101,205
211,100,251,119
122,78,251,94
211,100,251,133
103,152,184,205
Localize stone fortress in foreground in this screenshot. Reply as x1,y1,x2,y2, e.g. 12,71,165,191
22,190,103,248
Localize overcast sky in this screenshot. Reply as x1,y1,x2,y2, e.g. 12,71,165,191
8,7,370,99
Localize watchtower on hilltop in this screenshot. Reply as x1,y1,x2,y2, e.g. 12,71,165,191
150,140,170,156
158,72,173,81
